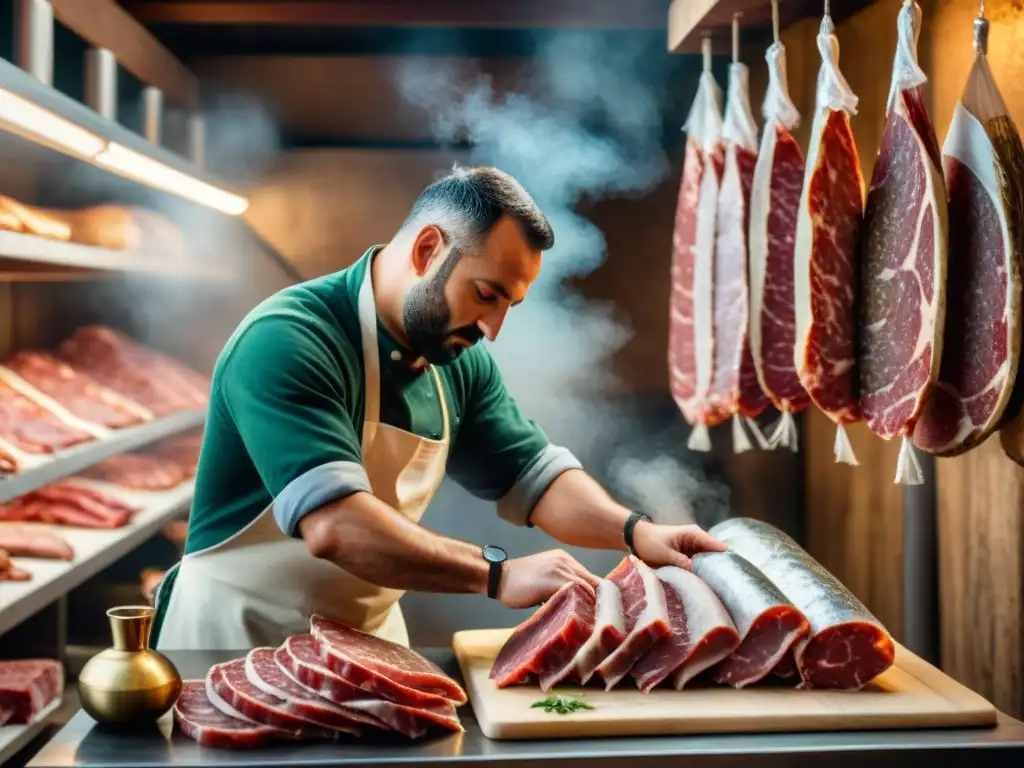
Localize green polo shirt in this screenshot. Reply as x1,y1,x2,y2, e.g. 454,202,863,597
151,247,579,645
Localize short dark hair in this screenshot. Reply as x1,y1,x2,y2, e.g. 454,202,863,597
399,165,554,253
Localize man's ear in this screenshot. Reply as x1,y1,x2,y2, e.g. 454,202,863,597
410,225,445,277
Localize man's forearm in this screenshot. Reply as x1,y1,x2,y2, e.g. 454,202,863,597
528,468,633,551
298,491,489,595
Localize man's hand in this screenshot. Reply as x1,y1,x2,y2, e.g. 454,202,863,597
497,549,600,609
631,522,727,570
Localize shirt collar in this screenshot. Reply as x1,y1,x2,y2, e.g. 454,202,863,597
356,246,430,376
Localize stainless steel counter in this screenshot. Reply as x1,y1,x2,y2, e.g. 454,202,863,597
26,649,1024,768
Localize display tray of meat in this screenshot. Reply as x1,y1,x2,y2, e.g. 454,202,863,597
82,429,203,491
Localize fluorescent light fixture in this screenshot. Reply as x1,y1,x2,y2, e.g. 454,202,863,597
95,143,249,215
0,87,249,217
0,87,106,157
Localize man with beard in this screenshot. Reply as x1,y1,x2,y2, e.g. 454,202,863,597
151,165,725,651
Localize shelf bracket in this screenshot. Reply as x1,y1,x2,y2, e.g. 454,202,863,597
15,0,54,86
84,47,117,121
143,85,163,145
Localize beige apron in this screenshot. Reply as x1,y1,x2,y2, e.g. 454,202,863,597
155,259,451,650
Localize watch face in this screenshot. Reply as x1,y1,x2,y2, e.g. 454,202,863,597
483,545,507,563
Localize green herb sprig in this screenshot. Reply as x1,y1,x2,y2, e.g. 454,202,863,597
531,693,595,715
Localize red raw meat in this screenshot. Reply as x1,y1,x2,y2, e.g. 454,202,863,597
174,680,282,749
710,517,895,690
0,527,73,560
490,581,596,689
594,556,670,689
4,350,151,429
84,452,190,490
538,578,624,691
0,659,63,723
0,378,96,463
276,634,462,738
690,550,809,688
630,565,740,693
0,550,32,581
0,481,137,529
859,1,947,484
311,614,467,706
794,14,865,465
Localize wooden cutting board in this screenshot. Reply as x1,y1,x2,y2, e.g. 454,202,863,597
452,628,998,740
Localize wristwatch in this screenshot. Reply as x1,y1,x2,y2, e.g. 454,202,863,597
623,511,652,557
483,544,507,599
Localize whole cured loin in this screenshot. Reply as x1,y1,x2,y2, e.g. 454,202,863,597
749,22,810,451
793,10,865,465
914,10,1024,459
704,19,770,454
668,36,724,452
858,0,947,484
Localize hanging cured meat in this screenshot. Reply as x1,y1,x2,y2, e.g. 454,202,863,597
913,9,1024,460
858,0,947,485
749,2,810,452
793,8,865,466
668,36,724,453
704,16,770,454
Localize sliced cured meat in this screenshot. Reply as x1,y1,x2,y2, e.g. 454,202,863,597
0,659,63,723
310,614,467,706
704,49,769,450
690,550,808,688
3,351,152,430
594,556,671,689
630,566,739,693
490,581,596,689
710,517,895,690
771,650,800,682
0,378,96,466
669,37,724,452
793,13,865,465
538,578,625,691
0,527,73,560
859,1,947,484
174,680,283,749
916,12,1024,458
0,481,139,529
84,451,191,490
0,550,31,581
749,37,811,451
276,634,462,738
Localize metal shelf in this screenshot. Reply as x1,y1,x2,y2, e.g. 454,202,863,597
0,480,194,637
0,695,62,766
0,410,205,504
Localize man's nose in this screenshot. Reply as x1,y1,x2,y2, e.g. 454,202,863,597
477,306,508,341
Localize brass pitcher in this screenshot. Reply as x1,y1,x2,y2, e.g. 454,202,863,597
78,605,182,725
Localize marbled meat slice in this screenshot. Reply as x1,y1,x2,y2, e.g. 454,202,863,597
490,581,596,689
276,634,462,738
83,452,191,490
31,481,136,528
594,556,670,689
0,527,73,560
771,650,800,682
174,680,282,749
538,578,625,691
710,517,895,689
208,656,336,739
0,378,95,460
630,565,740,693
0,659,63,724
311,614,467,705
0,549,31,581
4,351,152,430
690,550,809,688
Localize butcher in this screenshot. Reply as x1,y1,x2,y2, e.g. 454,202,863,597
150,165,725,651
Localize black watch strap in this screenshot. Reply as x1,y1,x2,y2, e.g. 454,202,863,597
623,511,652,557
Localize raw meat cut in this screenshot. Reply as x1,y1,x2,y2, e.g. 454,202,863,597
490,581,596,689
915,10,1024,458
311,614,467,705
690,550,808,688
3,351,152,430
84,431,202,490
276,633,462,738
668,36,724,452
174,680,283,749
0,659,63,723
0,481,138,529
0,378,97,471
859,0,947,485
704,42,769,452
0,527,73,560
793,11,866,465
749,35,811,451
538,578,625,691
710,517,895,690
245,648,370,735
207,656,337,739
0,549,31,581
594,556,671,689
771,650,800,682
630,565,740,693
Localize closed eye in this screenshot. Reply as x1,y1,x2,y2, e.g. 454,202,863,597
475,287,497,303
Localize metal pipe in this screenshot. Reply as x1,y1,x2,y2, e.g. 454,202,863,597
15,0,54,86
902,453,939,665
143,86,163,145
84,48,117,121
187,113,206,169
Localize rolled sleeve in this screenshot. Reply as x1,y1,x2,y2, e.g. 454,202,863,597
496,444,582,526
274,460,372,536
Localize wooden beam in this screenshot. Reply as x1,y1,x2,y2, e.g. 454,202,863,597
120,0,670,29
50,0,200,109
